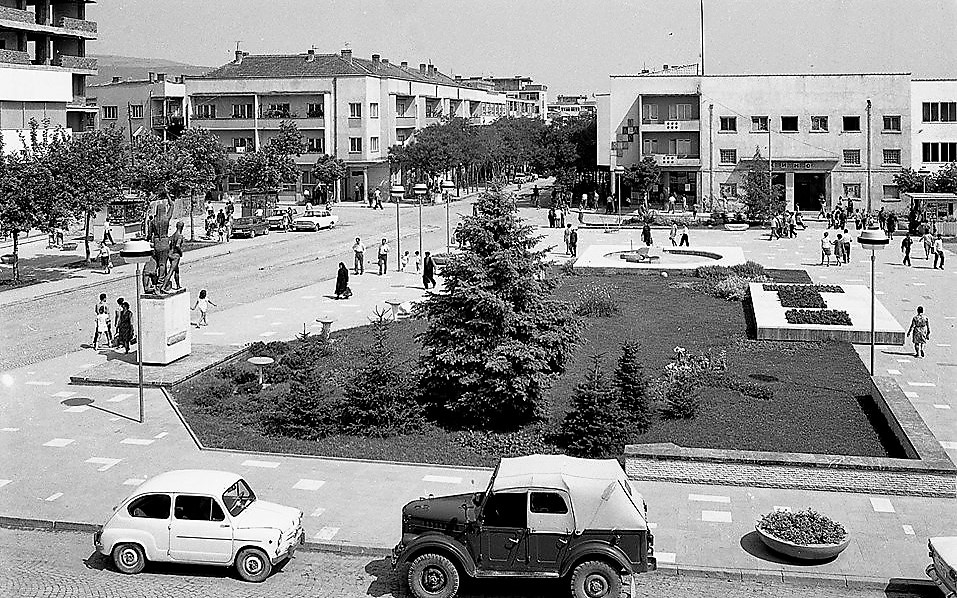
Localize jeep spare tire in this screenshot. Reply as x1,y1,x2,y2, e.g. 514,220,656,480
571,560,621,598
407,553,460,598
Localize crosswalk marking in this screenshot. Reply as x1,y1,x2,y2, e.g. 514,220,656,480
870,497,895,513
242,459,280,468
313,526,340,541
688,493,730,503
86,457,121,472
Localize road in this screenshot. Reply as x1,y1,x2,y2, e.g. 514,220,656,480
0,528,932,598
0,199,470,371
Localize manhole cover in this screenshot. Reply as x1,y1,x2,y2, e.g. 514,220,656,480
748,374,780,383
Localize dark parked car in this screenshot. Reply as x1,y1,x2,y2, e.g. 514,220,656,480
392,455,655,598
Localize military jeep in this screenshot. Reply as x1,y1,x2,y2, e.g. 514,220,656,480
392,455,655,598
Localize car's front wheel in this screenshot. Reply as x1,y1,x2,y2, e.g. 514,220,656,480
570,560,621,598
235,547,272,583
407,553,459,598
112,543,146,575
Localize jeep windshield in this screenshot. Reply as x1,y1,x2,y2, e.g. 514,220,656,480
222,478,257,516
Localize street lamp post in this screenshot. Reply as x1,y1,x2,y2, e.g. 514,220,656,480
413,182,428,258
391,184,404,270
858,228,889,375
614,165,625,226
442,180,455,253
119,239,152,423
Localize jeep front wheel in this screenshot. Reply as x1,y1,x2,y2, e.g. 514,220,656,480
570,560,621,598
407,553,460,598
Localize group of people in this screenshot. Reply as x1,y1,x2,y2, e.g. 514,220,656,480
769,211,803,240
336,237,436,299
204,206,233,242
547,206,568,228
820,230,853,266
668,223,691,247
562,225,579,256
91,293,135,353
900,230,947,269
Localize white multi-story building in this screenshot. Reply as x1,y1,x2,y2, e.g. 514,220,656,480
547,94,597,121
185,48,507,202
911,79,957,174
90,72,187,142
0,0,97,151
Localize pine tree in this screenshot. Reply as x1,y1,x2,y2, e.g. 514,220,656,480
558,355,626,458
415,182,581,429
615,342,651,432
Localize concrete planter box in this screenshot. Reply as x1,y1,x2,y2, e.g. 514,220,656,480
755,527,849,561
723,223,750,231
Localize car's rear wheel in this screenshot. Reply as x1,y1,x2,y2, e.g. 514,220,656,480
235,547,272,583
112,543,146,575
570,560,621,598
407,553,459,598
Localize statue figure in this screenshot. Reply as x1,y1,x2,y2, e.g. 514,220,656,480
147,201,172,294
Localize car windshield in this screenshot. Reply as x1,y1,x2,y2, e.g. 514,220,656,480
222,478,256,516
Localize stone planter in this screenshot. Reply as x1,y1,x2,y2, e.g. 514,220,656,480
724,223,750,232
755,526,850,561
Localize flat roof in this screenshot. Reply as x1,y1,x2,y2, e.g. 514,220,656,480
611,72,911,79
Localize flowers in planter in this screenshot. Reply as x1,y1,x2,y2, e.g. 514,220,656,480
762,284,844,294
785,309,852,326
757,508,847,545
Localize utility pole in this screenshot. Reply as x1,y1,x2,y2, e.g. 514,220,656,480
699,0,706,75
866,99,872,213
127,101,136,168
768,127,773,209
708,103,714,210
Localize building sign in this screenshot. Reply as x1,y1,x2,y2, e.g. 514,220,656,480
771,161,815,170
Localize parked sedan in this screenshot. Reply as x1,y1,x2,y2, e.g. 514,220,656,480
928,537,957,597
292,209,339,231
94,470,304,582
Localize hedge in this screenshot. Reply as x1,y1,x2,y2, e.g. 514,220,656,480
784,309,853,326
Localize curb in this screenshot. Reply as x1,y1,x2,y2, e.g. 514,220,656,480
0,515,935,592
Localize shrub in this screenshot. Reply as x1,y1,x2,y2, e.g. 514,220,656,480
693,265,731,281
279,337,332,372
785,309,852,326
661,348,728,419
615,342,651,432
713,275,752,301
724,377,774,400
235,381,261,395
729,261,766,279
574,284,620,317
192,378,235,415
260,381,341,440
247,340,290,359
216,364,259,385
557,357,628,458
757,509,847,545
460,427,551,458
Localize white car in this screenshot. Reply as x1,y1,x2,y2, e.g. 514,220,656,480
94,470,304,582
266,208,298,230
928,537,957,597
292,209,339,231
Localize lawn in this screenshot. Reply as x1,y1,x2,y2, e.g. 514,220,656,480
174,268,900,467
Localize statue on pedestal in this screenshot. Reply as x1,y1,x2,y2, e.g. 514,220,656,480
147,201,171,293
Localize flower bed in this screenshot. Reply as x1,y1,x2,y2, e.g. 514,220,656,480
785,309,853,326
757,508,847,545
762,284,844,294
775,286,827,309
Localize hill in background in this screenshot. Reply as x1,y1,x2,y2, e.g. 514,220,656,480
89,54,213,84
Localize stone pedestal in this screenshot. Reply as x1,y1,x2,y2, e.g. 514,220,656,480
140,288,191,365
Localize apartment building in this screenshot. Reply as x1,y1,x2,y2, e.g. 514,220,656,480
460,75,547,120
0,0,97,151
185,48,507,201
547,94,597,121
911,79,957,174
89,72,188,141
598,67,911,212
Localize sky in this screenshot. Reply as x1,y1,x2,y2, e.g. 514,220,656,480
89,0,957,97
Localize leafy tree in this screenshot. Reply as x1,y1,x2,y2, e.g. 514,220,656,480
556,355,627,458
893,167,926,194
234,122,304,192
312,153,347,201
621,157,661,208
742,147,785,219
171,127,230,240
415,182,581,429
130,131,190,201
615,341,651,432
932,163,957,193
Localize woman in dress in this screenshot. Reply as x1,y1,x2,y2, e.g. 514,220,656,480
334,262,350,299
641,223,653,247
906,306,931,358
117,301,134,353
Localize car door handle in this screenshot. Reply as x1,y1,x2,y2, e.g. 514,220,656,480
505,537,520,546
556,538,568,547
219,524,230,528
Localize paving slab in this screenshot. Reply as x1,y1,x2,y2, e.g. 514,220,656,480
68,344,243,388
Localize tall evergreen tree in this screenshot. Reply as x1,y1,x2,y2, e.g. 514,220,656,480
558,355,627,458
415,182,581,429
615,341,651,432
742,147,785,219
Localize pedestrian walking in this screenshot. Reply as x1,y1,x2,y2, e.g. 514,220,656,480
113,298,124,347
422,251,436,289
821,232,833,266
400,251,410,272
352,237,365,275
933,233,946,269
669,223,678,246
117,301,134,353
641,223,653,247
564,224,573,255
377,238,389,275
334,262,351,299
101,226,115,246
901,232,913,266
842,229,851,262
93,307,112,350
192,289,216,327
374,187,383,210
548,207,556,228
569,227,578,257
679,224,690,247
923,231,935,260
225,211,233,242
558,207,566,228
906,306,931,358
668,192,676,213
769,215,780,241
414,251,422,273
834,234,845,266
216,209,226,243
97,241,112,274
285,207,294,232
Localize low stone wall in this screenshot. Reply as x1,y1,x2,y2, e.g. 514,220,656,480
624,377,956,497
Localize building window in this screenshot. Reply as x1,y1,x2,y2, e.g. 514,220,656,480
719,149,737,164
923,142,957,163
231,137,253,153
781,116,799,132
194,104,216,119
719,183,737,198
642,104,659,122
129,104,144,119
923,101,957,122
349,137,362,153
102,105,118,120
843,183,861,199
370,136,379,152
751,116,769,132
349,102,362,118
882,149,901,165
306,103,324,118
306,137,324,153
810,116,828,132
883,185,900,199
369,103,379,118
669,103,693,120
719,116,736,132
232,103,253,119
262,103,290,118
842,116,861,132
882,115,901,131
843,149,861,165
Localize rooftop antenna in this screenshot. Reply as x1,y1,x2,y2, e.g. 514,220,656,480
235,40,241,52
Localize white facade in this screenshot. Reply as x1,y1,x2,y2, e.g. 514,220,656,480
0,65,72,151
911,79,957,173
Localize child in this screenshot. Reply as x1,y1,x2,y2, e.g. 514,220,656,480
93,308,112,349
192,289,216,327
400,251,410,272
414,251,422,273
97,242,112,274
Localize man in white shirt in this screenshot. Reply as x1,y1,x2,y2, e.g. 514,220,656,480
933,234,946,270
377,238,389,275
352,237,365,275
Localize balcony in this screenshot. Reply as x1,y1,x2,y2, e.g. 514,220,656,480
151,114,184,128
0,48,30,65
0,5,34,24
53,55,97,71
641,119,700,132
191,117,323,131
57,16,97,34
395,115,417,127
646,153,701,168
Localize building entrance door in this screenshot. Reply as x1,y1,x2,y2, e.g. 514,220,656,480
794,173,827,212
